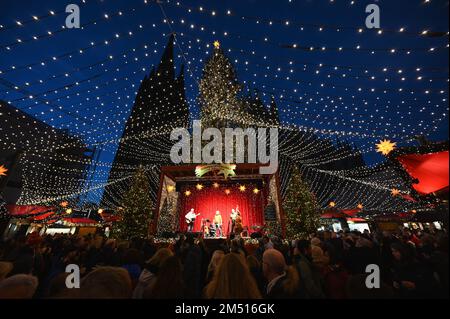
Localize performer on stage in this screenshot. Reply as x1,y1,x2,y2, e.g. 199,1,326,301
213,210,223,238
185,208,199,232
234,210,243,237
230,208,238,235
203,219,211,238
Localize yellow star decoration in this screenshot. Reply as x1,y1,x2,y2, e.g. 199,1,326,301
213,40,220,49
329,201,336,208
196,184,204,190
357,204,364,210
376,139,397,156
239,185,246,192
391,188,401,197
0,165,8,176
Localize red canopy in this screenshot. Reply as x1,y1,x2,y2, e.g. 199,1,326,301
397,151,449,195
32,212,55,221
7,205,54,216
322,208,361,219
63,218,98,224
321,211,348,219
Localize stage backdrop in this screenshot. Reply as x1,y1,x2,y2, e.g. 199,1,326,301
178,184,264,235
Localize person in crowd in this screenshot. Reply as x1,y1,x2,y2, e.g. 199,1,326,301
143,256,184,299
181,234,202,298
133,248,173,299
204,252,261,299
310,238,329,269
346,274,394,299
262,236,274,250
322,247,349,299
205,250,225,285
262,249,305,298
0,274,39,299
46,272,71,298
390,241,437,298
120,248,143,288
76,266,132,299
246,255,266,294
293,240,325,299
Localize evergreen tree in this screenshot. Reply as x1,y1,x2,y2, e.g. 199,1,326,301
156,197,175,236
199,42,250,128
283,165,320,238
111,167,153,240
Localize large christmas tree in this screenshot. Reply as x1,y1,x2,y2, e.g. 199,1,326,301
199,41,251,128
111,167,153,240
283,165,321,238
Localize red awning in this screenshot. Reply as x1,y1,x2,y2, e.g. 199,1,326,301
321,211,348,219
63,218,98,224
347,218,367,222
32,212,55,221
341,209,361,216
7,205,54,216
397,151,449,195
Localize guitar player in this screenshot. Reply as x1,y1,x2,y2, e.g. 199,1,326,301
185,208,200,232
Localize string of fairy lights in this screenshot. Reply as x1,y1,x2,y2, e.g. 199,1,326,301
0,0,447,212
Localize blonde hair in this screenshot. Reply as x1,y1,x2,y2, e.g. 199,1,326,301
147,248,173,269
205,253,262,299
207,250,225,275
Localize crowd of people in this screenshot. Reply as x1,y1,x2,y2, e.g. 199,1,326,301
0,227,448,299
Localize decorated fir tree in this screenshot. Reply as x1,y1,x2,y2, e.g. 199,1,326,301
111,167,153,240
283,165,320,239
199,41,250,128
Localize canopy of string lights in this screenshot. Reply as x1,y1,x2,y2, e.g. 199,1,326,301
0,0,448,217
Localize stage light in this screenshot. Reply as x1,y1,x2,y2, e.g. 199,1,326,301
185,190,191,196
239,185,246,192
225,189,231,195
213,182,219,188
196,184,204,190
412,210,417,214
329,201,336,208
98,208,104,214
357,204,363,210
253,188,260,194
167,185,175,192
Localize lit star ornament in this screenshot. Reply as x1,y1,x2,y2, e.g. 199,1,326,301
0,165,8,176
213,40,220,49
391,188,401,196
376,139,397,156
